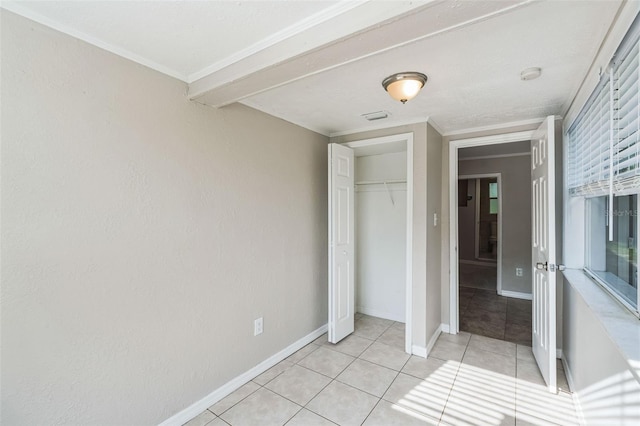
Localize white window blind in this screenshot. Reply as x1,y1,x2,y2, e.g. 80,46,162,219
613,41,640,195
567,75,611,196
567,21,640,198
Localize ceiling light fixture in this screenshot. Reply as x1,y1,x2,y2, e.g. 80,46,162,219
382,72,428,104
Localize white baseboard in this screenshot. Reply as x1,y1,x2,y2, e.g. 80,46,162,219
159,324,328,426
423,324,445,358
499,290,532,300
560,356,571,388
412,324,450,359
412,345,427,358
560,354,586,425
356,306,404,323
459,259,497,266
556,349,563,359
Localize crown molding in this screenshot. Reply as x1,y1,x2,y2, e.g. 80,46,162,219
239,99,331,137
1,2,188,82
427,118,446,136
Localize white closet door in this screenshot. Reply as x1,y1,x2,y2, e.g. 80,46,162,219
328,143,355,344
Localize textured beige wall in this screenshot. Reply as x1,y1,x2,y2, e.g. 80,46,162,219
1,11,328,425
425,123,443,344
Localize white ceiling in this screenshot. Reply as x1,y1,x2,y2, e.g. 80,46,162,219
2,0,625,136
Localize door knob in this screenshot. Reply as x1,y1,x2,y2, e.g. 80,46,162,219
536,262,548,270
536,262,565,272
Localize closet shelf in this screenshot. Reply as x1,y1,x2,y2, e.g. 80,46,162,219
354,179,407,185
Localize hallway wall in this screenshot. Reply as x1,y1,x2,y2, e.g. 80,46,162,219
458,155,532,295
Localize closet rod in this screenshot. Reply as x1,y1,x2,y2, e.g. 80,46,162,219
354,179,406,185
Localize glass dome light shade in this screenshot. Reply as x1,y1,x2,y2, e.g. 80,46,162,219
382,72,428,104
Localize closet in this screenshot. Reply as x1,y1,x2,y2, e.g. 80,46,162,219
328,135,412,346
354,149,407,322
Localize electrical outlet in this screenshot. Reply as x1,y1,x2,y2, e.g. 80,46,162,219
516,268,523,277
254,317,263,336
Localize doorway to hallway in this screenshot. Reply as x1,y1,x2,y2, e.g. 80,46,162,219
452,138,534,347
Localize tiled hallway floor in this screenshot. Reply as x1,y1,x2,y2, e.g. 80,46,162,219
459,286,533,346
459,263,533,346
459,263,497,291
185,314,578,426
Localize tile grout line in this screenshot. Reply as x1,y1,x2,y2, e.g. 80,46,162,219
355,325,411,425
437,336,469,423
201,317,411,426
194,326,579,426
369,350,410,398
207,381,263,419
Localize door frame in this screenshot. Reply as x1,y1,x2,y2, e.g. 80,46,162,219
448,131,534,333
458,173,502,294
343,132,414,354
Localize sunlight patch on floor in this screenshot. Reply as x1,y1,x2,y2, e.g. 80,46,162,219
389,402,440,424
397,358,580,425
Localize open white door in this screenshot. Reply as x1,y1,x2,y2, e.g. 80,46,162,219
328,143,355,344
531,116,558,392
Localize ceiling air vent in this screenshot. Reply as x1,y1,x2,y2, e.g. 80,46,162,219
362,111,391,121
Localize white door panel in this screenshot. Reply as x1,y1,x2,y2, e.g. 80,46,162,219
328,143,355,343
531,116,557,392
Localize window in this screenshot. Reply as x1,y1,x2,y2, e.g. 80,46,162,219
489,182,498,214
586,195,638,309
567,16,640,316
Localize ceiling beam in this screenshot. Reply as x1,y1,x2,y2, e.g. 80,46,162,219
188,0,440,101
189,0,535,107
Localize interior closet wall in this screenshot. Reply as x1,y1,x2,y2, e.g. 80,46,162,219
355,151,407,322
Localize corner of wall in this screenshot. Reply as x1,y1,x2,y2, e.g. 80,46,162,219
425,122,443,342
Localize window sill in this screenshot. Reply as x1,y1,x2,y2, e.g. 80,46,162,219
562,269,640,382
588,269,638,308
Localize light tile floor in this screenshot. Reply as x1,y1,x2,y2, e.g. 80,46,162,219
185,314,579,426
